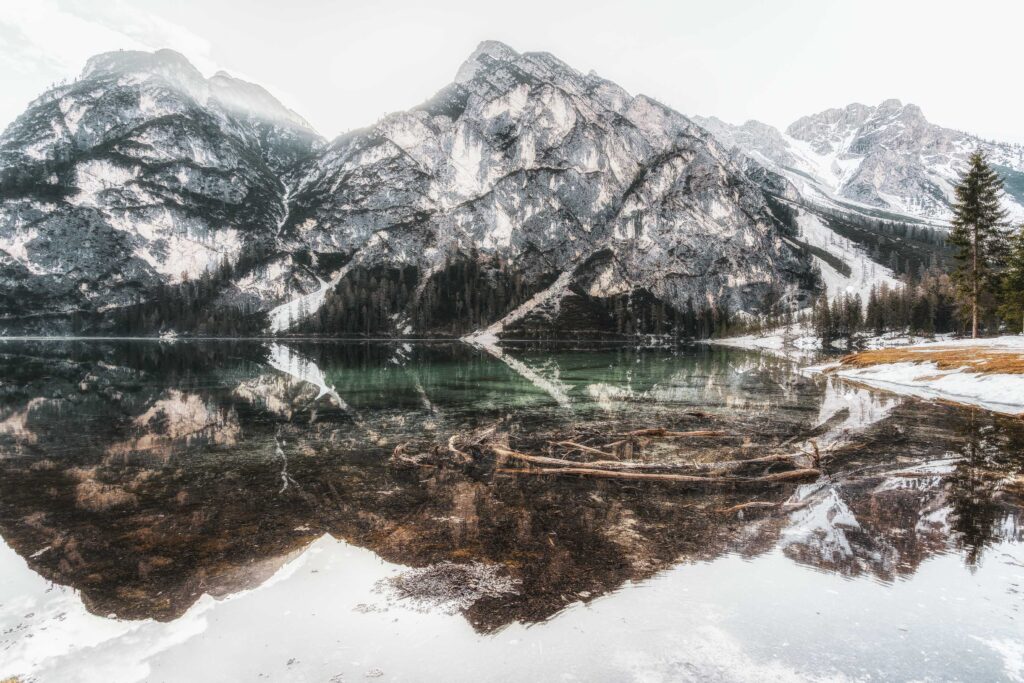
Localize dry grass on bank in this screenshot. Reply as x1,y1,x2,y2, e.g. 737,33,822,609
838,347,1024,375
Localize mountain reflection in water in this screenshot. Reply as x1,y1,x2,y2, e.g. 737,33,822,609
0,339,1021,641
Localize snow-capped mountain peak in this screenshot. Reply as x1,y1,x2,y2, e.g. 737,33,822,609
700,99,1024,222
76,49,315,133
0,48,322,328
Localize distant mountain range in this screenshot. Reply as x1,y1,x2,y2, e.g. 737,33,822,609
694,100,1024,223
0,41,1016,337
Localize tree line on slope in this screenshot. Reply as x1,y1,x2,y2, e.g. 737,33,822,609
63,152,1024,342
806,152,1024,345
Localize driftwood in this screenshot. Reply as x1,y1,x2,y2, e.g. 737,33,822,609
447,434,472,464
396,420,846,489
491,446,589,469
616,428,728,438
388,443,438,470
550,440,616,458
491,445,811,475
717,501,779,514
684,452,806,472
496,466,821,484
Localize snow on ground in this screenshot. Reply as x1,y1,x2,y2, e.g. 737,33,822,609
715,324,1024,416
794,212,901,303
859,332,957,349
823,336,1024,416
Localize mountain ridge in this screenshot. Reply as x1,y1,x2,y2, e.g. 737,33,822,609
694,99,1024,223
8,41,1011,337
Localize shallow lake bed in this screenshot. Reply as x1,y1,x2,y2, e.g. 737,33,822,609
0,340,1021,682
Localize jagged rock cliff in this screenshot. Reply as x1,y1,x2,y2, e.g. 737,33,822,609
0,48,321,331
0,42,818,337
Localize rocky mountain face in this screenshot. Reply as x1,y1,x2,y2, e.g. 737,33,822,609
695,101,1024,222
268,41,818,338
0,42,820,337
0,49,321,331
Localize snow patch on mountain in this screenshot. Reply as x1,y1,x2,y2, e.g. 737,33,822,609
696,101,1024,223
0,229,45,275
66,160,141,208
463,270,575,345
235,259,291,301
267,270,343,334
795,212,901,303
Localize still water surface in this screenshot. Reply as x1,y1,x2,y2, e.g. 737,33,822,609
0,340,1021,682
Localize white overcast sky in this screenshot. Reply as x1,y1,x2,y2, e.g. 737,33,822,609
2,0,1022,142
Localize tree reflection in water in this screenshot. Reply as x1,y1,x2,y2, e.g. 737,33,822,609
948,408,1024,568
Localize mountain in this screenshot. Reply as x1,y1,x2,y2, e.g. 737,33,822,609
0,42,818,337
694,100,1024,223
0,48,322,331
269,41,818,338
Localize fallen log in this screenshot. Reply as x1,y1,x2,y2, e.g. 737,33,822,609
496,466,821,484
550,440,616,458
388,443,438,470
491,446,586,468
617,428,728,438
583,452,803,473
757,468,824,482
495,445,709,472
717,501,779,514
492,445,806,474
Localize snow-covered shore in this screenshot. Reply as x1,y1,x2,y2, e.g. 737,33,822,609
818,336,1024,416
713,330,1024,416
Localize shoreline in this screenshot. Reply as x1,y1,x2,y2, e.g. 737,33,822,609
713,330,1024,417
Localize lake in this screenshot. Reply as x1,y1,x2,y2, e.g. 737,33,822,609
0,340,1021,682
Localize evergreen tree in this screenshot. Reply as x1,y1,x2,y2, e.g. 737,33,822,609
999,224,1024,334
812,294,833,346
947,151,1010,337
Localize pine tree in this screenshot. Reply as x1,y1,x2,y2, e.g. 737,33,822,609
812,294,833,346
865,286,883,335
947,151,1010,337
999,224,1024,334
